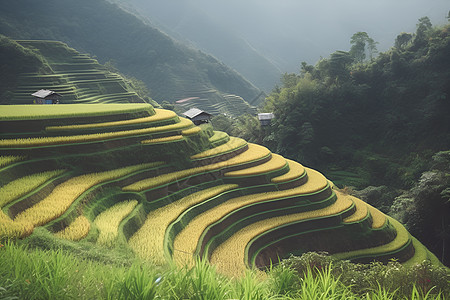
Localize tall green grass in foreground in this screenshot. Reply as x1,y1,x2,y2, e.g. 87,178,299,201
0,241,448,299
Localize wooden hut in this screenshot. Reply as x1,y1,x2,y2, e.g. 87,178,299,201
182,108,212,125
257,113,274,126
32,89,62,104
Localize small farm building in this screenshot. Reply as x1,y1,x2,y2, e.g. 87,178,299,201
257,113,275,126
182,108,212,125
32,89,62,104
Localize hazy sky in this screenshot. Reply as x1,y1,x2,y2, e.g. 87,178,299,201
186,0,449,70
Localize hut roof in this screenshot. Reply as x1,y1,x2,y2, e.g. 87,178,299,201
182,108,212,119
257,113,275,120
31,89,62,99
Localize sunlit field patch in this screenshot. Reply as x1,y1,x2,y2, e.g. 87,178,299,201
0,170,66,207
45,109,177,131
342,196,369,223
141,135,184,144
0,155,25,168
0,211,33,239
0,118,193,148
224,153,287,177
190,137,247,159
172,168,329,266
123,143,271,192
0,103,154,121
128,184,238,264
209,190,353,277
54,215,90,241
367,204,387,229
94,200,138,246
208,131,229,144
181,126,202,136
13,163,160,228
271,159,306,183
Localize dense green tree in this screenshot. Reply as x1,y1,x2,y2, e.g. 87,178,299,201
349,31,378,62
395,32,413,50
256,21,450,189
413,16,433,49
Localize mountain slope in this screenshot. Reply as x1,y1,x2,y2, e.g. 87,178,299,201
0,0,260,103
112,0,282,93
0,37,154,105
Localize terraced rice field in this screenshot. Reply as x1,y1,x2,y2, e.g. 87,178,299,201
13,163,158,228
190,137,247,159
12,40,147,105
0,103,442,278
122,143,271,192
94,200,138,246
45,109,177,132
0,118,194,148
0,170,66,207
209,191,354,276
171,169,330,265
129,185,238,264
55,215,91,241
0,104,153,121
0,156,25,167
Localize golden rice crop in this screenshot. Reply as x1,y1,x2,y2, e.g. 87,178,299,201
367,205,387,229
94,200,138,246
13,162,160,228
224,154,287,177
45,108,177,131
0,155,25,168
190,137,247,159
54,215,90,241
128,184,238,264
342,196,369,223
208,131,229,144
172,168,330,267
0,118,193,148
0,170,66,207
123,143,271,192
0,103,154,121
181,126,201,136
271,159,306,183
208,190,353,277
0,211,33,239
141,135,184,144
332,216,410,261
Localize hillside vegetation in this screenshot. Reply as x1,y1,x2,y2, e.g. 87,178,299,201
259,21,450,189
0,103,444,277
0,36,159,105
0,0,260,104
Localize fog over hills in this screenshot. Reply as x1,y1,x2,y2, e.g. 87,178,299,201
115,0,448,90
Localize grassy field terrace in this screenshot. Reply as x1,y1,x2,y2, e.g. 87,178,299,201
9,40,148,105
0,103,444,281
173,88,257,118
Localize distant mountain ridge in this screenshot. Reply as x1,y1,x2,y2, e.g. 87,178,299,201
111,0,283,92
0,0,260,105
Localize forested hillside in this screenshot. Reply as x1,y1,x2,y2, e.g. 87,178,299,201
0,0,260,103
229,20,450,190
